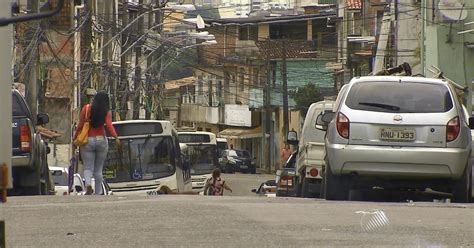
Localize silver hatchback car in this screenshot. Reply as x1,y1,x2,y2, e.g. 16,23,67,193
320,76,473,202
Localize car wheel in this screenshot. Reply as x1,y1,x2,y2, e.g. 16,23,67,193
324,160,349,201
301,177,310,198
301,177,321,198
452,163,472,203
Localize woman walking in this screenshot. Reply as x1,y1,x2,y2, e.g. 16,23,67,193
204,168,232,196
73,92,120,195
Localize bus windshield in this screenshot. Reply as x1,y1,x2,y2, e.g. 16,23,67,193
187,144,217,175
104,136,176,183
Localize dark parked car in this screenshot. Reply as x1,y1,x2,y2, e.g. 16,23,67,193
219,149,256,174
276,151,298,197
11,90,52,195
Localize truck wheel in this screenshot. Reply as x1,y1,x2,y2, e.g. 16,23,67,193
301,178,312,198
452,163,472,203
320,172,326,199
301,178,320,198
324,161,349,201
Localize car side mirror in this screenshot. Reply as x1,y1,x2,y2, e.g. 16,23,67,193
469,117,474,129
316,111,335,131
37,113,49,125
287,131,298,146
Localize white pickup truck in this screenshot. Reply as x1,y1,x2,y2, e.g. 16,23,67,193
288,100,335,198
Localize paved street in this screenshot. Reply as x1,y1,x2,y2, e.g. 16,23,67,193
221,173,275,196
2,195,473,247
2,173,473,247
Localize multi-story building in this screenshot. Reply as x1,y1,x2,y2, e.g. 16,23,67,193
177,8,339,171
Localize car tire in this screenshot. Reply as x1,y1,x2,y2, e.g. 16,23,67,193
295,177,302,197
301,177,310,198
22,158,43,196
324,160,349,201
301,177,320,198
452,163,472,203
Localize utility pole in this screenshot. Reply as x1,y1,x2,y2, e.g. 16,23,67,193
102,0,112,91
25,0,39,122
154,0,164,120
132,0,144,119
82,0,93,96
145,2,154,120
281,39,289,141
119,0,129,120
0,0,13,190
264,52,272,174
111,0,118,121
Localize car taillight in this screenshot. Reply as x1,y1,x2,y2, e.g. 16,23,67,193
336,112,350,139
309,168,318,177
280,176,293,187
446,117,460,142
20,125,32,151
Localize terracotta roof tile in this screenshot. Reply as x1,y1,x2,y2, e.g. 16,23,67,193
346,0,362,10
255,40,318,59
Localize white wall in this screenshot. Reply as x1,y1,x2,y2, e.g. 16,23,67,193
396,0,422,74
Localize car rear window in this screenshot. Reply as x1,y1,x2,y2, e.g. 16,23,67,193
345,82,454,113
12,94,27,116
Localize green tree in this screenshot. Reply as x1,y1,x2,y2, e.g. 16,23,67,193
291,83,323,117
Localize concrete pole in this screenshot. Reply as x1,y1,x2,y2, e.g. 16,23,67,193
119,0,129,120
102,0,112,91
25,0,39,123
133,0,144,120
0,2,13,188
281,40,289,141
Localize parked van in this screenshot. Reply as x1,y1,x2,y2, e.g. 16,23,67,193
287,100,335,198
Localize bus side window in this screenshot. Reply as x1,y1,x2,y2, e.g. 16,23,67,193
172,135,182,169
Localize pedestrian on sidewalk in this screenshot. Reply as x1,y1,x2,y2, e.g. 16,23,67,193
280,143,292,169
73,91,121,195
204,168,232,196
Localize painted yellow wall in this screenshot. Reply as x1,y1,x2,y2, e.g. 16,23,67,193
258,23,270,41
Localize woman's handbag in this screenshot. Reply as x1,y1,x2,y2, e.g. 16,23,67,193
73,104,91,147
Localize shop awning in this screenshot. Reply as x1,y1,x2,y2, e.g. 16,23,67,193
218,127,267,139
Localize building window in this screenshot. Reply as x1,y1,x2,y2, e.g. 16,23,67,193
206,128,212,132
217,79,222,103
238,26,258,41
270,21,307,40
253,68,259,86
198,75,203,103
239,68,245,91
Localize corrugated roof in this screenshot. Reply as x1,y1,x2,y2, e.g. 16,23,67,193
165,76,195,90
346,0,362,10
205,13,335,26
218,127,265,139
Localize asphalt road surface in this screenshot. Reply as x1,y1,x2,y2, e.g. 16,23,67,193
2,173,473,247
221,172,275,196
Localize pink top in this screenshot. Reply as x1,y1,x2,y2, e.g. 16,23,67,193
73,105,118,140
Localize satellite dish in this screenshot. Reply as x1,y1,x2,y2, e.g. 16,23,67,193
438,0,468,22
196,14,205,30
